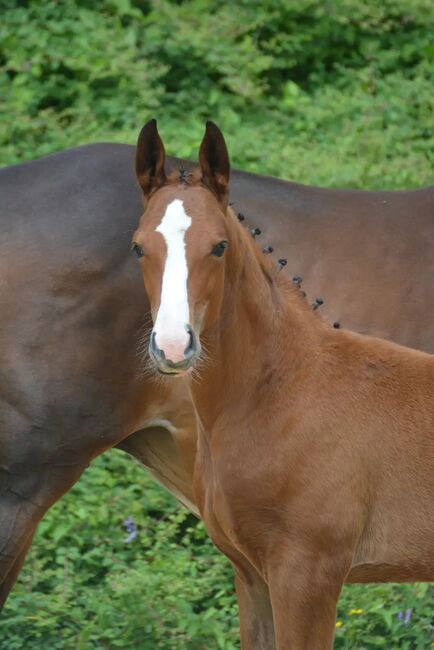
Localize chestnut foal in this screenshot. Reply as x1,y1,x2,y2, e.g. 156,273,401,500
133,120,434,649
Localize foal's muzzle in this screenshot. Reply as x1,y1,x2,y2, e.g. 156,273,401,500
149,325,200,375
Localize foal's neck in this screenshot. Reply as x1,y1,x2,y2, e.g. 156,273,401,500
191,210,327,429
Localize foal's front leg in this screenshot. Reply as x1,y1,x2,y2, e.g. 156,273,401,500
234,567,276,650
267,543,352,650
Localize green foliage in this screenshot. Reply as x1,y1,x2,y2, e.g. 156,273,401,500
1,1,434,647
1,452,240,649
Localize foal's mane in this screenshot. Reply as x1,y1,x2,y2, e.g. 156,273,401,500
225,201,323,323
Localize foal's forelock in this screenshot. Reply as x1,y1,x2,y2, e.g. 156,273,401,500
153,199,192,362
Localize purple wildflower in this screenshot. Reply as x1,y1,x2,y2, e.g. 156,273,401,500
122,515,138,543
404,608,412,625
397,609,412,625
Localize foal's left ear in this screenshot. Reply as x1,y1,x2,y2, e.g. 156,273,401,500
136,119,166,198
199,121,230,206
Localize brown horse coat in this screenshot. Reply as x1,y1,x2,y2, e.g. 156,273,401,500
133,121,434,649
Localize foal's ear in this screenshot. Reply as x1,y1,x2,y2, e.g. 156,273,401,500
199,121,230,205
136,119,166,197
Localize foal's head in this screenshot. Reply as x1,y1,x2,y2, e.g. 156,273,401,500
132,119,232,376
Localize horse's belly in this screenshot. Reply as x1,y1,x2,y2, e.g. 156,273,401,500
350,495,434,583
347,561,434,583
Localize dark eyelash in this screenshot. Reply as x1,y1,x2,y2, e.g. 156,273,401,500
131,242,144,258
211,241,228,257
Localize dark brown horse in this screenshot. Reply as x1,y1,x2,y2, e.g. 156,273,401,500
0,133,433,608
133,120,434,649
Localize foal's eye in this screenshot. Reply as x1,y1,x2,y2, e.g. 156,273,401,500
211,241,228,258
131,242,144,258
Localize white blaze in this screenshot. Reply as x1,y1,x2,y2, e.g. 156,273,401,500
154,199,192,362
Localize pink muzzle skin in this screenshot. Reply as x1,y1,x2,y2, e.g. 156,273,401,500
149,326,200,374
154,336,190,364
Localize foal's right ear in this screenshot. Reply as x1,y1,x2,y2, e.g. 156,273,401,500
136,119,166,197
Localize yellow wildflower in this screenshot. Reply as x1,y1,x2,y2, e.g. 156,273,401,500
349,608,364,615
336,621,343,628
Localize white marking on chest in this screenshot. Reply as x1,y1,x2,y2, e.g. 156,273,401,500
154,199,192,359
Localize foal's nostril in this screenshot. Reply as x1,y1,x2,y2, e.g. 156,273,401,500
184,325,197,358
150,331,164,360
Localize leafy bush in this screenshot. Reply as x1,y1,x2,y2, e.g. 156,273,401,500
1,452,240,649
1,1,434,647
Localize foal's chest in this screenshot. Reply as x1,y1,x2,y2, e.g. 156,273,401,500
194,426,283,569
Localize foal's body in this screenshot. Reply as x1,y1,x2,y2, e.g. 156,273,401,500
134,121,434,649
190,208,434,648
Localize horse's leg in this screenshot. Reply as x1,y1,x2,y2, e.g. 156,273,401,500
0,420,92,607
0,528,36,608
234,567,276,650
267,544,352,650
